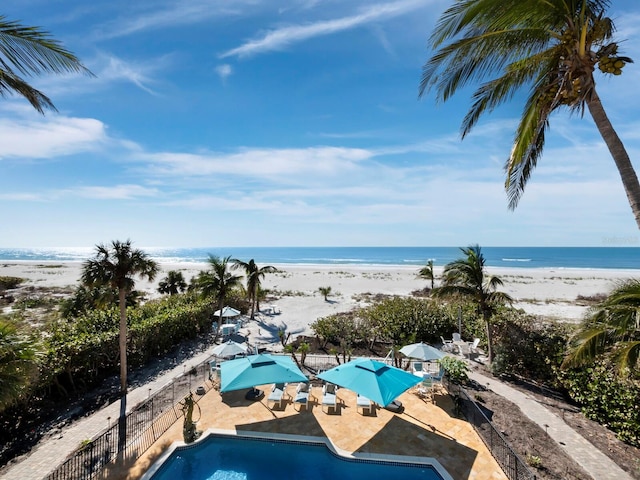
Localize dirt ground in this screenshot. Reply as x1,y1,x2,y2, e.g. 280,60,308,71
468,370,640,480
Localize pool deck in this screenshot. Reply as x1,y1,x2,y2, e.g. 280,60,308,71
105,381,507,480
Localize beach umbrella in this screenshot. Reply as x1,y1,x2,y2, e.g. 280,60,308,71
317,358,421,407
399,342,445,361
213,306,241,318
212,340,248,359
220,354,308,393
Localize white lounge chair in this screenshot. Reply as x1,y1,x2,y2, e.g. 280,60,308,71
469,338,481,354
356,394,373,415
322,383,338,413
268,383,288,409
452,332,462,343
440,336,454,352
293,383,311,411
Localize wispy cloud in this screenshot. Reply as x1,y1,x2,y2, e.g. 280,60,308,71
93,1,247,40
70,184,160,199
95,54,164,95
0,112,107,160
220,0,427,58
138,146,374,179
215,64,233,83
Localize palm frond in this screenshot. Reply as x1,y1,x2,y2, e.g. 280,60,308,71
562,326,609,368
0,16,92,77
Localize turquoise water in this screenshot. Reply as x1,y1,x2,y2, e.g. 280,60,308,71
1,246,640,269
149,435,444,480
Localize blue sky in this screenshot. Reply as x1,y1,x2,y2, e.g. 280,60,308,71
2,0,640,248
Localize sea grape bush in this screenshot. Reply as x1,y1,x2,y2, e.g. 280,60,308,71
558,361,640,447
43,293,212,396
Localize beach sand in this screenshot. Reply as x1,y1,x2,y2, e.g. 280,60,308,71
2,261,639,349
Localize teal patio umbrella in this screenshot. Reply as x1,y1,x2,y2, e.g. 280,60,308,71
399,342,445,361
220,354,308,393
317,358,421,407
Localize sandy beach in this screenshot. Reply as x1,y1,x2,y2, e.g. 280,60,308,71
3,261,639,349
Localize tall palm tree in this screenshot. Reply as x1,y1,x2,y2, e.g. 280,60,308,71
157,270,187,295
420,0,640,229
562,279,640,375
0,16,93,113
433,245,512,363
81,240,158,394
0,320,40,412
197,255,242,333
231,258,277,318
418,259,435,290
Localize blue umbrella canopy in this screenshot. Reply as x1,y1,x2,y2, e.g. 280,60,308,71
220,354,308,393
317,358,421,407
399,342,445,361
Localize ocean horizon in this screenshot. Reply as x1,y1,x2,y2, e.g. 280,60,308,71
1,246,640,270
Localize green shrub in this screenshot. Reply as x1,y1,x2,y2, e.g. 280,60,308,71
558,361,640,447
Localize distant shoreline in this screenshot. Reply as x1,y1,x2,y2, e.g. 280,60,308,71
3,261,640,341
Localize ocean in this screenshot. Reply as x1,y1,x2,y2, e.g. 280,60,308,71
1,246,640,270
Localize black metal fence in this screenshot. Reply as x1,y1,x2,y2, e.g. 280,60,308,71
44,360,214,480
456,386,536,480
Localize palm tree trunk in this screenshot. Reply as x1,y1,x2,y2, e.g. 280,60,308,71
587,91,640,230
118,288,128,394
483,310,495,364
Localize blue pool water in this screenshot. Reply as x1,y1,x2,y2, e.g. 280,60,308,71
148,434,445,480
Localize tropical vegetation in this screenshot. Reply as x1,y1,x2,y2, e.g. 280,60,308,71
81,240,159,394
0,16,92,113
231,259,277,318
0,320,40,412
562,279,640,375
194,255,242,335
158,270,187,296
432,245,513,363
418,259,435,290
420,0,640,229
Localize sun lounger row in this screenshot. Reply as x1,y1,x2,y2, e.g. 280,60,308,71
263,382,375,414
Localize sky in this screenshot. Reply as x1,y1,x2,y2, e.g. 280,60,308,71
2,0,640,248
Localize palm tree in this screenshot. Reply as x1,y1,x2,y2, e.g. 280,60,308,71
418,259,435,290
157,270,187,295
197,255,242,334
0,16,93,113
432,245,512,363
231,258,277,318
420,0,640,229
0,320,40,412
318,286,332,301
81,240,158,394
562,279,640,375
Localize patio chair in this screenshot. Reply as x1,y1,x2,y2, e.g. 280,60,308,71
411,361,424,376
322,383,338,413
440,336,454,352
416,376,434,403
268,383,288,409
356,394,373,415
293,382,311,411
452,332,462,343
469,338,481,354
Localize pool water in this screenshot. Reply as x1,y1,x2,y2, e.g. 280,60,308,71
149,434,445,480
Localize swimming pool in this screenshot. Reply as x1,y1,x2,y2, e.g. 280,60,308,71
143,430,452,480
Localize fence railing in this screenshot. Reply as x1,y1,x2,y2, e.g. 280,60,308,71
456,386,536,480
44,360,215,480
